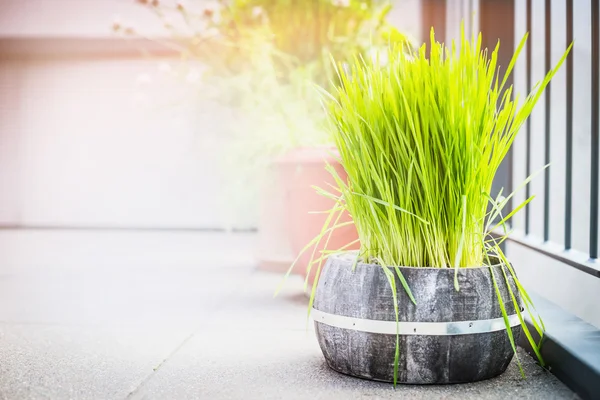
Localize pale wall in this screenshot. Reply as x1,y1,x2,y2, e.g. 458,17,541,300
0,56,239,228
0,0,246,228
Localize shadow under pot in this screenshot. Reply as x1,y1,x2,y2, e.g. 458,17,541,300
312,252,521,384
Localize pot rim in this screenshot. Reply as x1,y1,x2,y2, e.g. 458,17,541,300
330,251,506,270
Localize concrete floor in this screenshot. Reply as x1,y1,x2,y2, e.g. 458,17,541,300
0,230,577,399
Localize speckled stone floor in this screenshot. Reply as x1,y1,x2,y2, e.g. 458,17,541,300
0,230,578,399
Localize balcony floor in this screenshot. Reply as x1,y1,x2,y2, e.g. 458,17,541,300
0,230,577,399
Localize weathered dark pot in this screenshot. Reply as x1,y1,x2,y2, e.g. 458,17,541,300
313,252,521,384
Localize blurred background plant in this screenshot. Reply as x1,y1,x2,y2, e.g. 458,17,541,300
131,0,408,89
114,0,411,228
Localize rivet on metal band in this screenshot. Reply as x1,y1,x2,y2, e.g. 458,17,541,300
311,308,521,336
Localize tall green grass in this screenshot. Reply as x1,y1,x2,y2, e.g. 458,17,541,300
322,27,570,270
278,26,572,385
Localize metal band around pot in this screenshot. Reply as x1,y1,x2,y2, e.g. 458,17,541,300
312,308,520,336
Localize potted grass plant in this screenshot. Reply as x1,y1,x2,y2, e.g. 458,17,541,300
281,27,571,384
128,0,410,278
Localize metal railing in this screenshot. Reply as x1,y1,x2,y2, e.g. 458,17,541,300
422,0,600,277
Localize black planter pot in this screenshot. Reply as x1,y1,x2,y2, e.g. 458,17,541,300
313,252,521,384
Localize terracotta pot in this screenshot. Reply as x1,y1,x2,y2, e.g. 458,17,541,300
278,146,360,288
256,159,295,273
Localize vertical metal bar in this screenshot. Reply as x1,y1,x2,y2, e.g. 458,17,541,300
479,0,515,249
507,133,514,222
505,0,514,223
591,0,599,259
466,0,472,37
565,0,573,250
525,0,532,235
543,0,551,242
421,0,447,47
